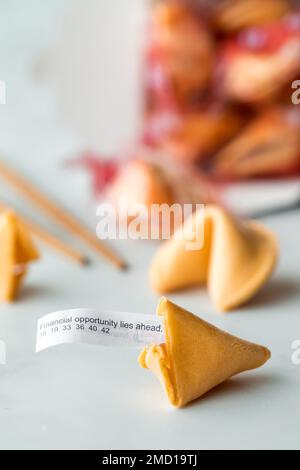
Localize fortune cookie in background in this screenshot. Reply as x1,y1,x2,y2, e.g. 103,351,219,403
0,211,39,302
219,15,300,104
139,298,271,408
211,0,290,34
148,1,214,103
213,107,300,179
150,205,278,311
76,153,217,237
107,159,175,213
143,104,244,164
105,157,217,234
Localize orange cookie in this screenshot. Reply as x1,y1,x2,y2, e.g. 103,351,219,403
0,211,39,301
213,107,300,178
139,298,271,407
150,205,278,311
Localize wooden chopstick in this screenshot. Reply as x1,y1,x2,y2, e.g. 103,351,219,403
0,202,88,266
0,160,127,270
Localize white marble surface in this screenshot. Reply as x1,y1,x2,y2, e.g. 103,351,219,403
0,1,299,450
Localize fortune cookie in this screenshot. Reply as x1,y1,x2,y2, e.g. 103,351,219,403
0,211,39,301
139,298,271,407
212,0,290,34
145,105,244,164
150,205,278,311
107,159,175,212
219,16,300,104
149,2,214,102
213,107,300,179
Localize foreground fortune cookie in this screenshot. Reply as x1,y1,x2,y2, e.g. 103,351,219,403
139,298,271,408
150,205,278,311
0,211,39,301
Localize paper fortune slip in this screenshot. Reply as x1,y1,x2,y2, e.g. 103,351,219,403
36,299,271,408
36,309,165,352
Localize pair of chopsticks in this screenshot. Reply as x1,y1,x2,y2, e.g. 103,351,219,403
0,160,127,270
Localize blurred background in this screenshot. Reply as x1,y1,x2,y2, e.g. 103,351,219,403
0,0,299,226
